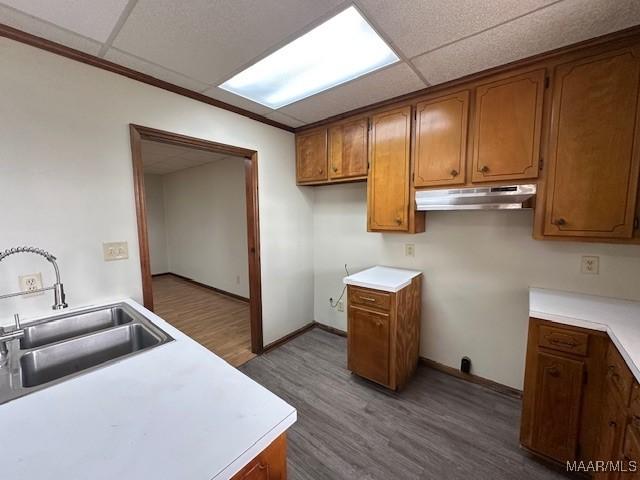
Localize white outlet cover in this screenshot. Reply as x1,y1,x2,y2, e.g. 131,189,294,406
405,243,415,257
19,272,43,297
103,241,129,261
337,301,344,312
581,256,599,275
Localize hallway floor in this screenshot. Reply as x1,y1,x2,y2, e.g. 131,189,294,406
152,274,255,367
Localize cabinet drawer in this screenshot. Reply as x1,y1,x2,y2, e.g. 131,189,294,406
607,344,634,406
349,287,391,311
538,325,588,356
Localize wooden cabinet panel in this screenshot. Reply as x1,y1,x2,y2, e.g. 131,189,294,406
296,128,327,183
414,91,469,187
623,421,640,478
544,46,640,238
349,287,391,311
348,305,390,386
596,389,627,480
231,433,287,480
471,69,544,182
607,343,634,407
367,106,412,231
328,117,368,180
530,351,584,462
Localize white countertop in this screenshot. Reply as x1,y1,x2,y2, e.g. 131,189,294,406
530,288,640,383
0,299,296,480
343,266,422,293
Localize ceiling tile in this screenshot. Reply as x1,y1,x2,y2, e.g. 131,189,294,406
278,63,426,124
357,0,556,59
412,0,640,85
0,0,129,42
201,86,272,116
112,0,344,85
104,48,210,92
264,111,305,128
0,3,101,54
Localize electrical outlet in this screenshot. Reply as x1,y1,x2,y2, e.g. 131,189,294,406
337,301,344,312
581,256,599,275
19,273,43,297
405,243,415,257
103,241,129,261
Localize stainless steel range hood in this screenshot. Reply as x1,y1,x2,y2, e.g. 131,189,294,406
415,184,536,211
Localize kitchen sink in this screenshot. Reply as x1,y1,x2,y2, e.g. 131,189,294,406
0,302,173,404
20,324,162,387
20,306,134,349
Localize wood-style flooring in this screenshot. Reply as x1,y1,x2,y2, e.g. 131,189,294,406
152,274,255,367
240,328,572,480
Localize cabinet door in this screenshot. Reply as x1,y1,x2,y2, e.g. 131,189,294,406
348,305,390,386
623,420,640,479
544,46,640,238
231,433,287,480
296,129,327,183
368,106,412,231
414,91,469,187
329,118,368,180
531,352,585,462
471,69,545,182
596,389,627,480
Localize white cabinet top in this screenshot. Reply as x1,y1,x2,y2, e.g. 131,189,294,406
343,266,422,293
530,287,640,383
0,299,296,480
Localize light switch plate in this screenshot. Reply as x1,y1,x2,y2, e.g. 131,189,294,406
581,256,599,275
19,273,43,296
405,243,415,257
103,241,129,261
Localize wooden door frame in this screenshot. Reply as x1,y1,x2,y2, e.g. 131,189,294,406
129,124,263,354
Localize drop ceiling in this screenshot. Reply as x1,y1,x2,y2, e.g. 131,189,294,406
141,140,238,175
1,0,639,127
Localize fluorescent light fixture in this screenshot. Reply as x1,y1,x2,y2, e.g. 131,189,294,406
219,6,399,109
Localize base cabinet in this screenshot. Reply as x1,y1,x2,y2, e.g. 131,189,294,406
231,434,287,480
347,276,422,390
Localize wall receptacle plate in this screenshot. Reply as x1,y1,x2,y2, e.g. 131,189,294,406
19,273,43,297
337,301,344,312
103,241,129,261
405,243,415,257
581,256,599,275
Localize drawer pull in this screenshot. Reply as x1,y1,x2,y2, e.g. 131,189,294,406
360,296,377,302
548,337,578,348
632,416,640,428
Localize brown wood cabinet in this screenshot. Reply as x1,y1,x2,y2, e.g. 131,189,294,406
328,117,368,181
296,128,327,184
231,433,287,480
542,46,640,239
347,276,421,390
523,319,640,478
368,106,424,233
414,90,469,187
471,69,545,183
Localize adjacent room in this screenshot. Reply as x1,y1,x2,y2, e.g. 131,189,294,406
1,1,640,480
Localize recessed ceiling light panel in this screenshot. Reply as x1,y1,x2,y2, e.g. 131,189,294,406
219,6,399,109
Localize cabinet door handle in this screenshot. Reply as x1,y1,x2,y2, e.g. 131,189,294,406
480,165,490,173
332,165,338,173
395,216,403,225
450,169,459,177
609,420,617,427
553,218,566,226
318,168,324,174
547,366,560,377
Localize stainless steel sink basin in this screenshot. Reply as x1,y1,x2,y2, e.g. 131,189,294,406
20,306,134,349
0,302,173,404
20,324,162,387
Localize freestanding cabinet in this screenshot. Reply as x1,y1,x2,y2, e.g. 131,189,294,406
344,266,422,391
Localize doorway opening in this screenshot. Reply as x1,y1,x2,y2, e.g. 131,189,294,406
130,125,263,365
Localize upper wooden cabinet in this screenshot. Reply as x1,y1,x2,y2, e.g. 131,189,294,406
296,128,327,184
471,69,545,182
328,117,368,180
542,46,640,239
368,106,416,232
414,91,469,187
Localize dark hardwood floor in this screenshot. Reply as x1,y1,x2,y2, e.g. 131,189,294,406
240,328,571,480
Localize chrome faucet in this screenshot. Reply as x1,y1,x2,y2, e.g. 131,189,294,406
0,247,68,364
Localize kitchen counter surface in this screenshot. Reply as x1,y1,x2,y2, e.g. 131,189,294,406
530,287,640,383
0,299,296,480
343,266,422,292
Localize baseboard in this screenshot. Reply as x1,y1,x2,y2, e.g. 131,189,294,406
156,272,249,303
263,322,316,352
314,322,347,337
151,272,171,277
419,357,522,399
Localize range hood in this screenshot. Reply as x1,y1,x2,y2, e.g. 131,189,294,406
415,184,536,211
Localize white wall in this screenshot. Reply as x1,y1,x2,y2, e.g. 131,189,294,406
144,174,169,275
312,182,640,389
159,158,249,298
0,38,314,345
